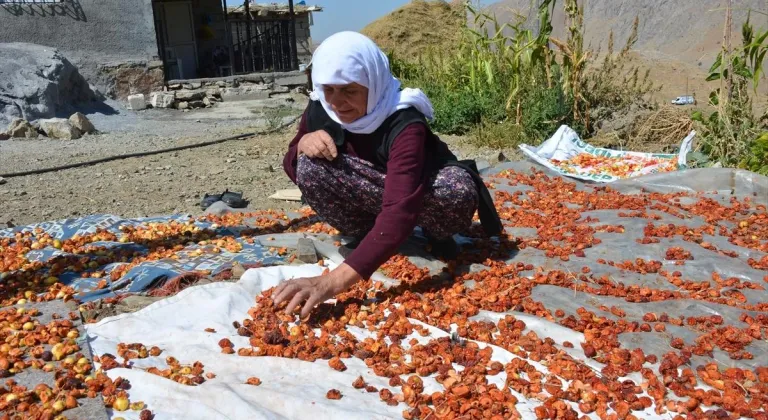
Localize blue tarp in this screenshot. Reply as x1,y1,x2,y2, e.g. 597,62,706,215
0,214,287,302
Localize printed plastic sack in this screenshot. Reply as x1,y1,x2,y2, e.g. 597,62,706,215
519,125,695,182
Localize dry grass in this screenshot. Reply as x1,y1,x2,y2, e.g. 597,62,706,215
626,106,694,150
361,0,465,61
592,106,693,153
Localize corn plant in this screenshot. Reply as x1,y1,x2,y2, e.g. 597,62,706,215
695,12,768,168
550,0,590,124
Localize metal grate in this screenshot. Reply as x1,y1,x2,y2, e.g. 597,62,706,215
229,18,293,74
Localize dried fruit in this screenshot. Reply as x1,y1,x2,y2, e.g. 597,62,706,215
328,357,347,372
114,397,130,411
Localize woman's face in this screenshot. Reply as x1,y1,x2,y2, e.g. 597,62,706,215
322,83,368,123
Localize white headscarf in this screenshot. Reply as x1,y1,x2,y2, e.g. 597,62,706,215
308,31,434,134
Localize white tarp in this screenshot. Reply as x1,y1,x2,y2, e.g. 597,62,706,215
519,125,695,182
85,264,668,420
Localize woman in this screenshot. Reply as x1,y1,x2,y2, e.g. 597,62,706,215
274,32,501,318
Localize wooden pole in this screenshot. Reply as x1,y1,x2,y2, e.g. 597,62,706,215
244,0,254,73
288,0,299,70
725,0,733,101
222,0,235,76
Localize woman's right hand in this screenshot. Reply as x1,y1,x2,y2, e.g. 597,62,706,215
298,130,338,161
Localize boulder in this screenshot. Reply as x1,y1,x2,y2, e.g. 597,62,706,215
150,91,175,109
68,112,96,134
0,132,9,141
7,118,37,139
0,43,97,125
177,101,189,110
39,118,82,140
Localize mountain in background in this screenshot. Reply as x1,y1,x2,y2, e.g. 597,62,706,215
362,0,767,102
488,0,766,69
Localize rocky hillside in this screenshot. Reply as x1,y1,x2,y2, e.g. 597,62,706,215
363,0,767,104
488,0,767,69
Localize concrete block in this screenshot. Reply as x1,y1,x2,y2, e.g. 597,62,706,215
221,88,270,102
274,73,309,87
150,91,175,108
127,94,146,110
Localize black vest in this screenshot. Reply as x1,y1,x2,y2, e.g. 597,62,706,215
305,101,503,236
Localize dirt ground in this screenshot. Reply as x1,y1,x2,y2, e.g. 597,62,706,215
0,97,516,228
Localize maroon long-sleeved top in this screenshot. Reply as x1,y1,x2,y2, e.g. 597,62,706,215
283,109,430,280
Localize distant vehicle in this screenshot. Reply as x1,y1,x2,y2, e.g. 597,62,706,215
671,95,696,105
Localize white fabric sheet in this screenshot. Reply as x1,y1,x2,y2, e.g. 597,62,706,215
86,265,669,420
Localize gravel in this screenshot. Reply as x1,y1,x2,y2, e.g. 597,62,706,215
0,98,518,227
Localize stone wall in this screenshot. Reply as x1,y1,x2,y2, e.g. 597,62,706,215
0,0,159,97
145,70,309,110
294,14,313,64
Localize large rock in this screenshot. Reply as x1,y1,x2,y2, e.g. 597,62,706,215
39,118,82,140
0,43,97,126
7,118,37,139
68,112,96,134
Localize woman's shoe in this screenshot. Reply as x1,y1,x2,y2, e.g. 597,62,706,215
427,236,459,260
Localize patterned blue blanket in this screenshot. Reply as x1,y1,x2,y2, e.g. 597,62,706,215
0,214,288,302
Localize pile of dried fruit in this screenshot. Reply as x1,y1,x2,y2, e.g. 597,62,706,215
2,167,767,419
551,153,678,178
0,305,153,419
215,169,766,419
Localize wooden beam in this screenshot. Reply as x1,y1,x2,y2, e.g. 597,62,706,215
221,0,235,76
244,0,255,72
288,0,299,70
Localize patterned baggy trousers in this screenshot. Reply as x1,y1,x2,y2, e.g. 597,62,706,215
296,155,478,239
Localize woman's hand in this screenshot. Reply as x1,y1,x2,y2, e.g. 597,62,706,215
272,263,361,319
298,130,338,161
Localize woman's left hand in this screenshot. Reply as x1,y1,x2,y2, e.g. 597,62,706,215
272,263,361,319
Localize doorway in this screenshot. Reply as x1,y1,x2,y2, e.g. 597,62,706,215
154,1,199,80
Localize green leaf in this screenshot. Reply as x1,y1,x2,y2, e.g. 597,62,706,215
708,52,723,73
709,89,720,106
691,111,704,122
